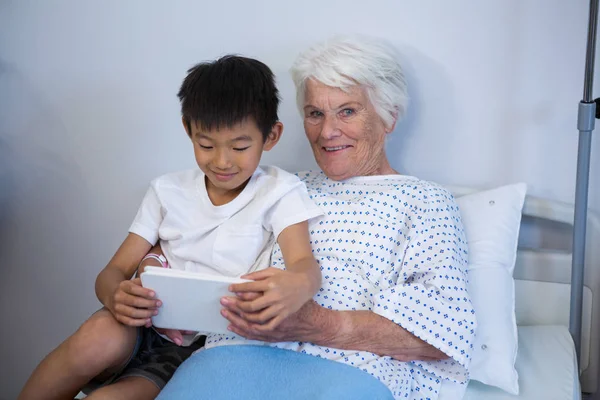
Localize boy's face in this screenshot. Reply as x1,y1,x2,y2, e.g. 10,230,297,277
186,118,282,197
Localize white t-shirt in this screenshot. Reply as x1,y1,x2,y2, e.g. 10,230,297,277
129,166,323,277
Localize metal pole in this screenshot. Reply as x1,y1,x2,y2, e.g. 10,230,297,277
583,0,599,103
569,0,598,365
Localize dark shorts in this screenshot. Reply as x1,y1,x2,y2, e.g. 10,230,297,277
82,327,205,393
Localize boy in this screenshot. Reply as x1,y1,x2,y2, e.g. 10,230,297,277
18,55,322,400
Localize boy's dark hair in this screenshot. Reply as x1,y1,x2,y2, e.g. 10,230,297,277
177,55,280,140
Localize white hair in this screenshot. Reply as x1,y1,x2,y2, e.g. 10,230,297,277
290,34,408,129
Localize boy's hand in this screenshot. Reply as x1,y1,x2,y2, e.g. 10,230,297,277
109,277,161,327
154,328,196,346
226,268,314,330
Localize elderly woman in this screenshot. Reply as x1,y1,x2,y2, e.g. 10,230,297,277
158,35,476,400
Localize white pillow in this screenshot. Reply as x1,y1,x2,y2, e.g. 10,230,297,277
455,183,527,395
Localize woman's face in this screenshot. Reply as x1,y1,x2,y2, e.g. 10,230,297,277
302,79,395,181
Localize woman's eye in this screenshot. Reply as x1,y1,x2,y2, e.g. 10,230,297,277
305,110,324,125
340,108,355,117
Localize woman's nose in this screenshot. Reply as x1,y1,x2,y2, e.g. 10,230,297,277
319,115,343,140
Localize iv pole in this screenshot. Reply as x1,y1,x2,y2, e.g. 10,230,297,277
570,0,598,365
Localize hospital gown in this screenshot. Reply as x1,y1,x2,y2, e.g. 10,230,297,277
205,171,476,399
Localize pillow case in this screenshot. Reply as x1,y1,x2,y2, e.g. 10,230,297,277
454,183,527,395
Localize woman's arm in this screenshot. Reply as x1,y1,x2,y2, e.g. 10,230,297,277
315,307,448,361
222,299,447,361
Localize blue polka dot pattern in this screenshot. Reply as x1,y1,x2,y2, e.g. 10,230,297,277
205,171,476,399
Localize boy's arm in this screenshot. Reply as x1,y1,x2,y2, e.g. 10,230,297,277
274,221,321,293
129,241,193,345
136,242,166,276
96,233,160,326
228,221,321,329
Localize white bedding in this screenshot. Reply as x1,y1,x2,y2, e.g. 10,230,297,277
439,325,581,399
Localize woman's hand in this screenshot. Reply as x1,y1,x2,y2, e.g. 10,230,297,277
108,277,161,328
220,298,331,343
227,267,315,330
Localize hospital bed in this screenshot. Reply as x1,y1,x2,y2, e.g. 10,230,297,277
438,187,600,400
75,189,597,400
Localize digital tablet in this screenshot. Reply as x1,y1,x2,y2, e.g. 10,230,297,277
140,267,250,334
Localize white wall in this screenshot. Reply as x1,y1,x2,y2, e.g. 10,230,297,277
0,0,598,398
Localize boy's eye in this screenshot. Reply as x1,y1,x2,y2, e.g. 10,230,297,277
233,147,250,152
199,144,213,150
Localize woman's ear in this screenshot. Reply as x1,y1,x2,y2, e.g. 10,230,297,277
263,122,284,151
385,112,398,134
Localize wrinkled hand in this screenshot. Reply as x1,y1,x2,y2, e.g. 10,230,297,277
221,298,325,342
226,268,315,330
154,328,197,346
109,278,161,327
